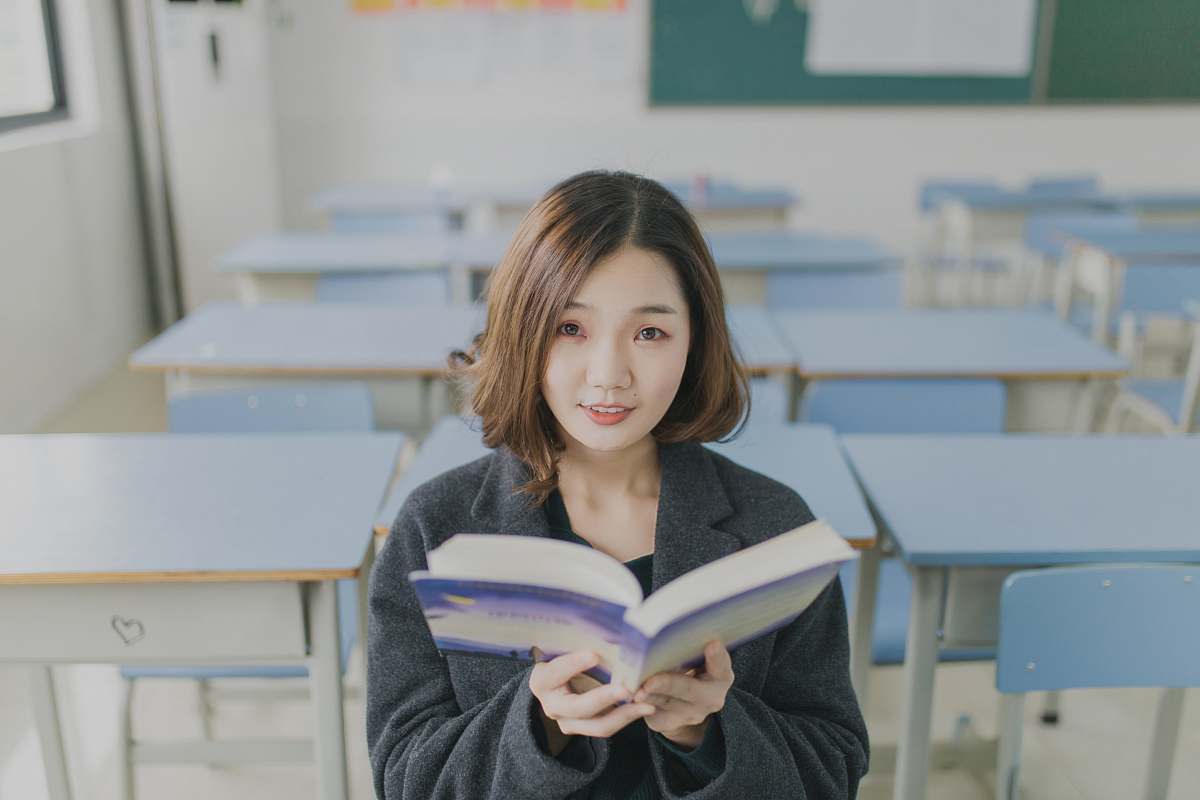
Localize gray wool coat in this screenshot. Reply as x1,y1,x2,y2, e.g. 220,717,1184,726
367,440,870,800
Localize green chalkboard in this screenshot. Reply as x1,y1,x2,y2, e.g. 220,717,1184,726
1046,0,1200,101
650,0,1200,106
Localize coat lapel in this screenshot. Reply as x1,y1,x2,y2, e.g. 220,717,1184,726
470,442,743,593
651,442,742,592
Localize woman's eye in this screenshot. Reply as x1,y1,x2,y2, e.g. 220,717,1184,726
559,323,581,337
638,327,666,341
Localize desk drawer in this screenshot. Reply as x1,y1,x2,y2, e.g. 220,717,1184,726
0,582,307,663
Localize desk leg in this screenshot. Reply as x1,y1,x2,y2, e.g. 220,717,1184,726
309,580,349,800
894,566,943,800
1144,687,1186,800
849,541,881,706
1069,379,1101,434
30,665,72,800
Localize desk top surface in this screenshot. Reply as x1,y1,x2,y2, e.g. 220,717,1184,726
375,418,876,548
218,230,890,275
131,304,794,375
0,433,403,584
130,303,486,375
774,310,1128,378
930,187,1116,213
842,435,1200,566
313,181,800,214
1072,227,1200,259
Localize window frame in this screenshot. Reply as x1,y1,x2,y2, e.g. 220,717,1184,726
0,0,71,134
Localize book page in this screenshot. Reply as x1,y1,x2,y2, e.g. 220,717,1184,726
426,533,644,608
626,520,855,635
634,562,843,684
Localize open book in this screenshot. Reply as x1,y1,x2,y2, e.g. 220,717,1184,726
408,519,857,691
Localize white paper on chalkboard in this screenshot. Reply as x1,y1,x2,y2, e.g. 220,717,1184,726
804,0,1037,77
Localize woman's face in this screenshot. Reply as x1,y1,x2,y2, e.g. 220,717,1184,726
542,245,691,454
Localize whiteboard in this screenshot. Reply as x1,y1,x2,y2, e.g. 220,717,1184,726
805,0,1037,77
0,0,56,116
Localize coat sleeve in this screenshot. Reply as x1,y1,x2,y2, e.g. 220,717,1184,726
366,500,610,799
646,503,870,799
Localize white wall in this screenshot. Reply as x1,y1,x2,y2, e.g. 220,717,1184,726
266,0,1200,246
0,0,150,433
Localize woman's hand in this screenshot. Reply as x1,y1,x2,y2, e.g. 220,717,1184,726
529,648,657,756
635,641,734,750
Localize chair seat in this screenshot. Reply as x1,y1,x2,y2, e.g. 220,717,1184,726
1121,379,1185,422
840,560,993,665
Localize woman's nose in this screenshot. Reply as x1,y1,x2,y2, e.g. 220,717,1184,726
586,340,632,390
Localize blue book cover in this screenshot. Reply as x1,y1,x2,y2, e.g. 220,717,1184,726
409,519,856,690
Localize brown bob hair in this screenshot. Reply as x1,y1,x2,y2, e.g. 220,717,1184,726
449,170,749,501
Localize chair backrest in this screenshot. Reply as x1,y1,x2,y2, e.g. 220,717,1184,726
1025,175,1100,196
168,384,375,434
799,378,1007,434
330,211,452,235
996,564,1200,693
314,271,450,304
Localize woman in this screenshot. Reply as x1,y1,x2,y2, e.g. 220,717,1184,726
367,170,868,799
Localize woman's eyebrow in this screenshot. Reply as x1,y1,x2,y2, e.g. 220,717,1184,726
564,301,678,315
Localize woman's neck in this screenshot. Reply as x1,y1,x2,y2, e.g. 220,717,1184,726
556,433,661,504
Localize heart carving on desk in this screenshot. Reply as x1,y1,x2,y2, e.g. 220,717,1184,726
111,616,146,646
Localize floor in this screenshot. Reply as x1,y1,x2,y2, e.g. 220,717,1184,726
3,365,1196,799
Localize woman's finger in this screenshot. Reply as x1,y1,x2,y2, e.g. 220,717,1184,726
635,672,701,705
559,702,656,738
702,641,733,682
530,650,598,695
544,682,629,720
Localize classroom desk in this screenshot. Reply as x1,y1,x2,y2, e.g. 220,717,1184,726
219,229,893,306
926,187,1119,245
0,433,403,800
1115,191,1200,226
219,232,512,304
1056,228,1200,343
840,435,1200,800
314,180,801,236
704,231,899,305
129,303,485,429
773,310,1129,432
129,304,791,430
373,416,876,551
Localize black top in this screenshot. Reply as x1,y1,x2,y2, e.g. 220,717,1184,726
540,489,725,800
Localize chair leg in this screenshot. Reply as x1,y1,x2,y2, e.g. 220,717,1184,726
1102,397,1127,434
117,678,136,800
996,693,1025,800
1040,690,1062,725
1143,687,1186,800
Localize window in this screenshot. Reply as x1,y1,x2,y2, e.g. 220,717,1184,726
0,0,68,132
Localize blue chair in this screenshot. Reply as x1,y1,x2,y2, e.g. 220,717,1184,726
994,564,1199,800
117,384,378,795
1105,319,1200,434
765,271,904,309
329,210,454,234
800,379,1006,666
315,270,450,304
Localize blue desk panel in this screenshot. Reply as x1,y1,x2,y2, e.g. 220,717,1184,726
130,303,486,375
842,435,1200,566
774,310,1127,378
0,433,403,580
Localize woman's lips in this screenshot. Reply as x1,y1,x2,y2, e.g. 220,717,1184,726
580,404,634,426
